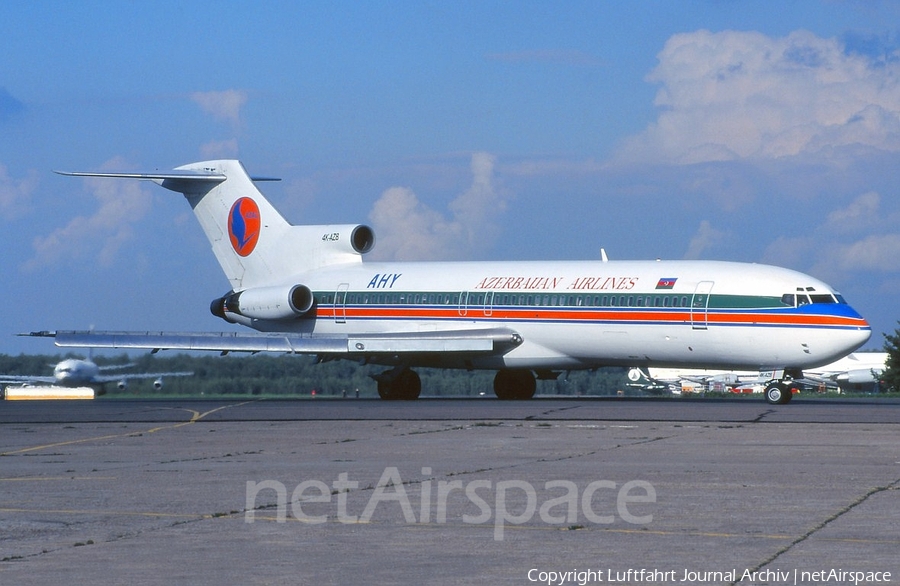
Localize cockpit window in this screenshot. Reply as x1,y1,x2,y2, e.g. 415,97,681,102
783,290,842,307
810,294,836,304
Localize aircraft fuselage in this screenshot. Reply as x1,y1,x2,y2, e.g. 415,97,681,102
229,258,870,372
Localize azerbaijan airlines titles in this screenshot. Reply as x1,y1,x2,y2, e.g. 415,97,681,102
365,273,641,292
476,275,638,291
526,567,891,585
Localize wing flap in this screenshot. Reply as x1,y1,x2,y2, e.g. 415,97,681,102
347,337,493,353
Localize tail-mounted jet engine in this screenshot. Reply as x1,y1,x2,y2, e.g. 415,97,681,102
344,224,375,255
296,223,376,262
210,284,314,322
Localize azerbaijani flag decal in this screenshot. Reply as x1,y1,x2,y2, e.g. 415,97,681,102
656,277,677,289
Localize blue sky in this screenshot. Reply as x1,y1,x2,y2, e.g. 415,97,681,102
2,1,899,355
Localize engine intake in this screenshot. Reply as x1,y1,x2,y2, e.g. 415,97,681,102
350,225,375,254
211,284,314,321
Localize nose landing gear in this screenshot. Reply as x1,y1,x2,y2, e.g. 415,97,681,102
763,369,803,404
764,382,794,405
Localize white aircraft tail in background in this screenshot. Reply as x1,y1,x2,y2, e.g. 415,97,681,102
32,159,871,404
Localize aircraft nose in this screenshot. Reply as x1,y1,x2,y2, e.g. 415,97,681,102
838,303,871,347
846,316,872,351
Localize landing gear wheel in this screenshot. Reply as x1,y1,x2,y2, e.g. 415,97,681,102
764,383,792,405
493,369,536,400
377,369,421,400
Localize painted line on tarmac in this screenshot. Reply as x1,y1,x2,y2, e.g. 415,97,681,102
0,401,254,456
0,476,116,482
0,507,226,520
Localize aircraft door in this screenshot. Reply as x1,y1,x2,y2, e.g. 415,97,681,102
691,281,713,330
458,291,488,318
334,283,349,324
484,291,494,317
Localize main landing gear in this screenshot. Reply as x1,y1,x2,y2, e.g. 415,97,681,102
493,369,537,400
373,367,538,400
373,367,421,400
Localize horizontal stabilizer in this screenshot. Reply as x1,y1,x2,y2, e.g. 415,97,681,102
54,170,279,182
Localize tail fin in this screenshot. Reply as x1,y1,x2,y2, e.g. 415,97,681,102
57,160,374,290
170,160,290,290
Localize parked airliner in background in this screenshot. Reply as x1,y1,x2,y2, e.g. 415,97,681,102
627,351,887,395
0,356,192,393
28,160,871,404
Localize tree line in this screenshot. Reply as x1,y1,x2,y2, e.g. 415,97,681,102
880,324,900,393
0,352,631,398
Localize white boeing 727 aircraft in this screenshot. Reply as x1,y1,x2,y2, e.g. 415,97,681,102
0,356,191,392
31,160,871,404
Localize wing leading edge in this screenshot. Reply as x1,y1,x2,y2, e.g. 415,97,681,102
24,329,524,355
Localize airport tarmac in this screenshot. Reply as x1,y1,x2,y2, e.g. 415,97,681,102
1,397,898,585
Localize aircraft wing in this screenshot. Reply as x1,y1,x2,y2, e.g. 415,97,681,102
93,372,195,383
24,329,524,356
0,375,56,384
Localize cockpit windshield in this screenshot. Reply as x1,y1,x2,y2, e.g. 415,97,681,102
781,288,843,307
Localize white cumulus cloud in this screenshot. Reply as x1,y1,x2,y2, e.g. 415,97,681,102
199,138,239,158
0,163,37,219
824,191,881,233
190,89,248,126
833,233,900,273
26,157,152,269
764,190,900,283
367,152,507,261
617,29,900,165
683,220,726,259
